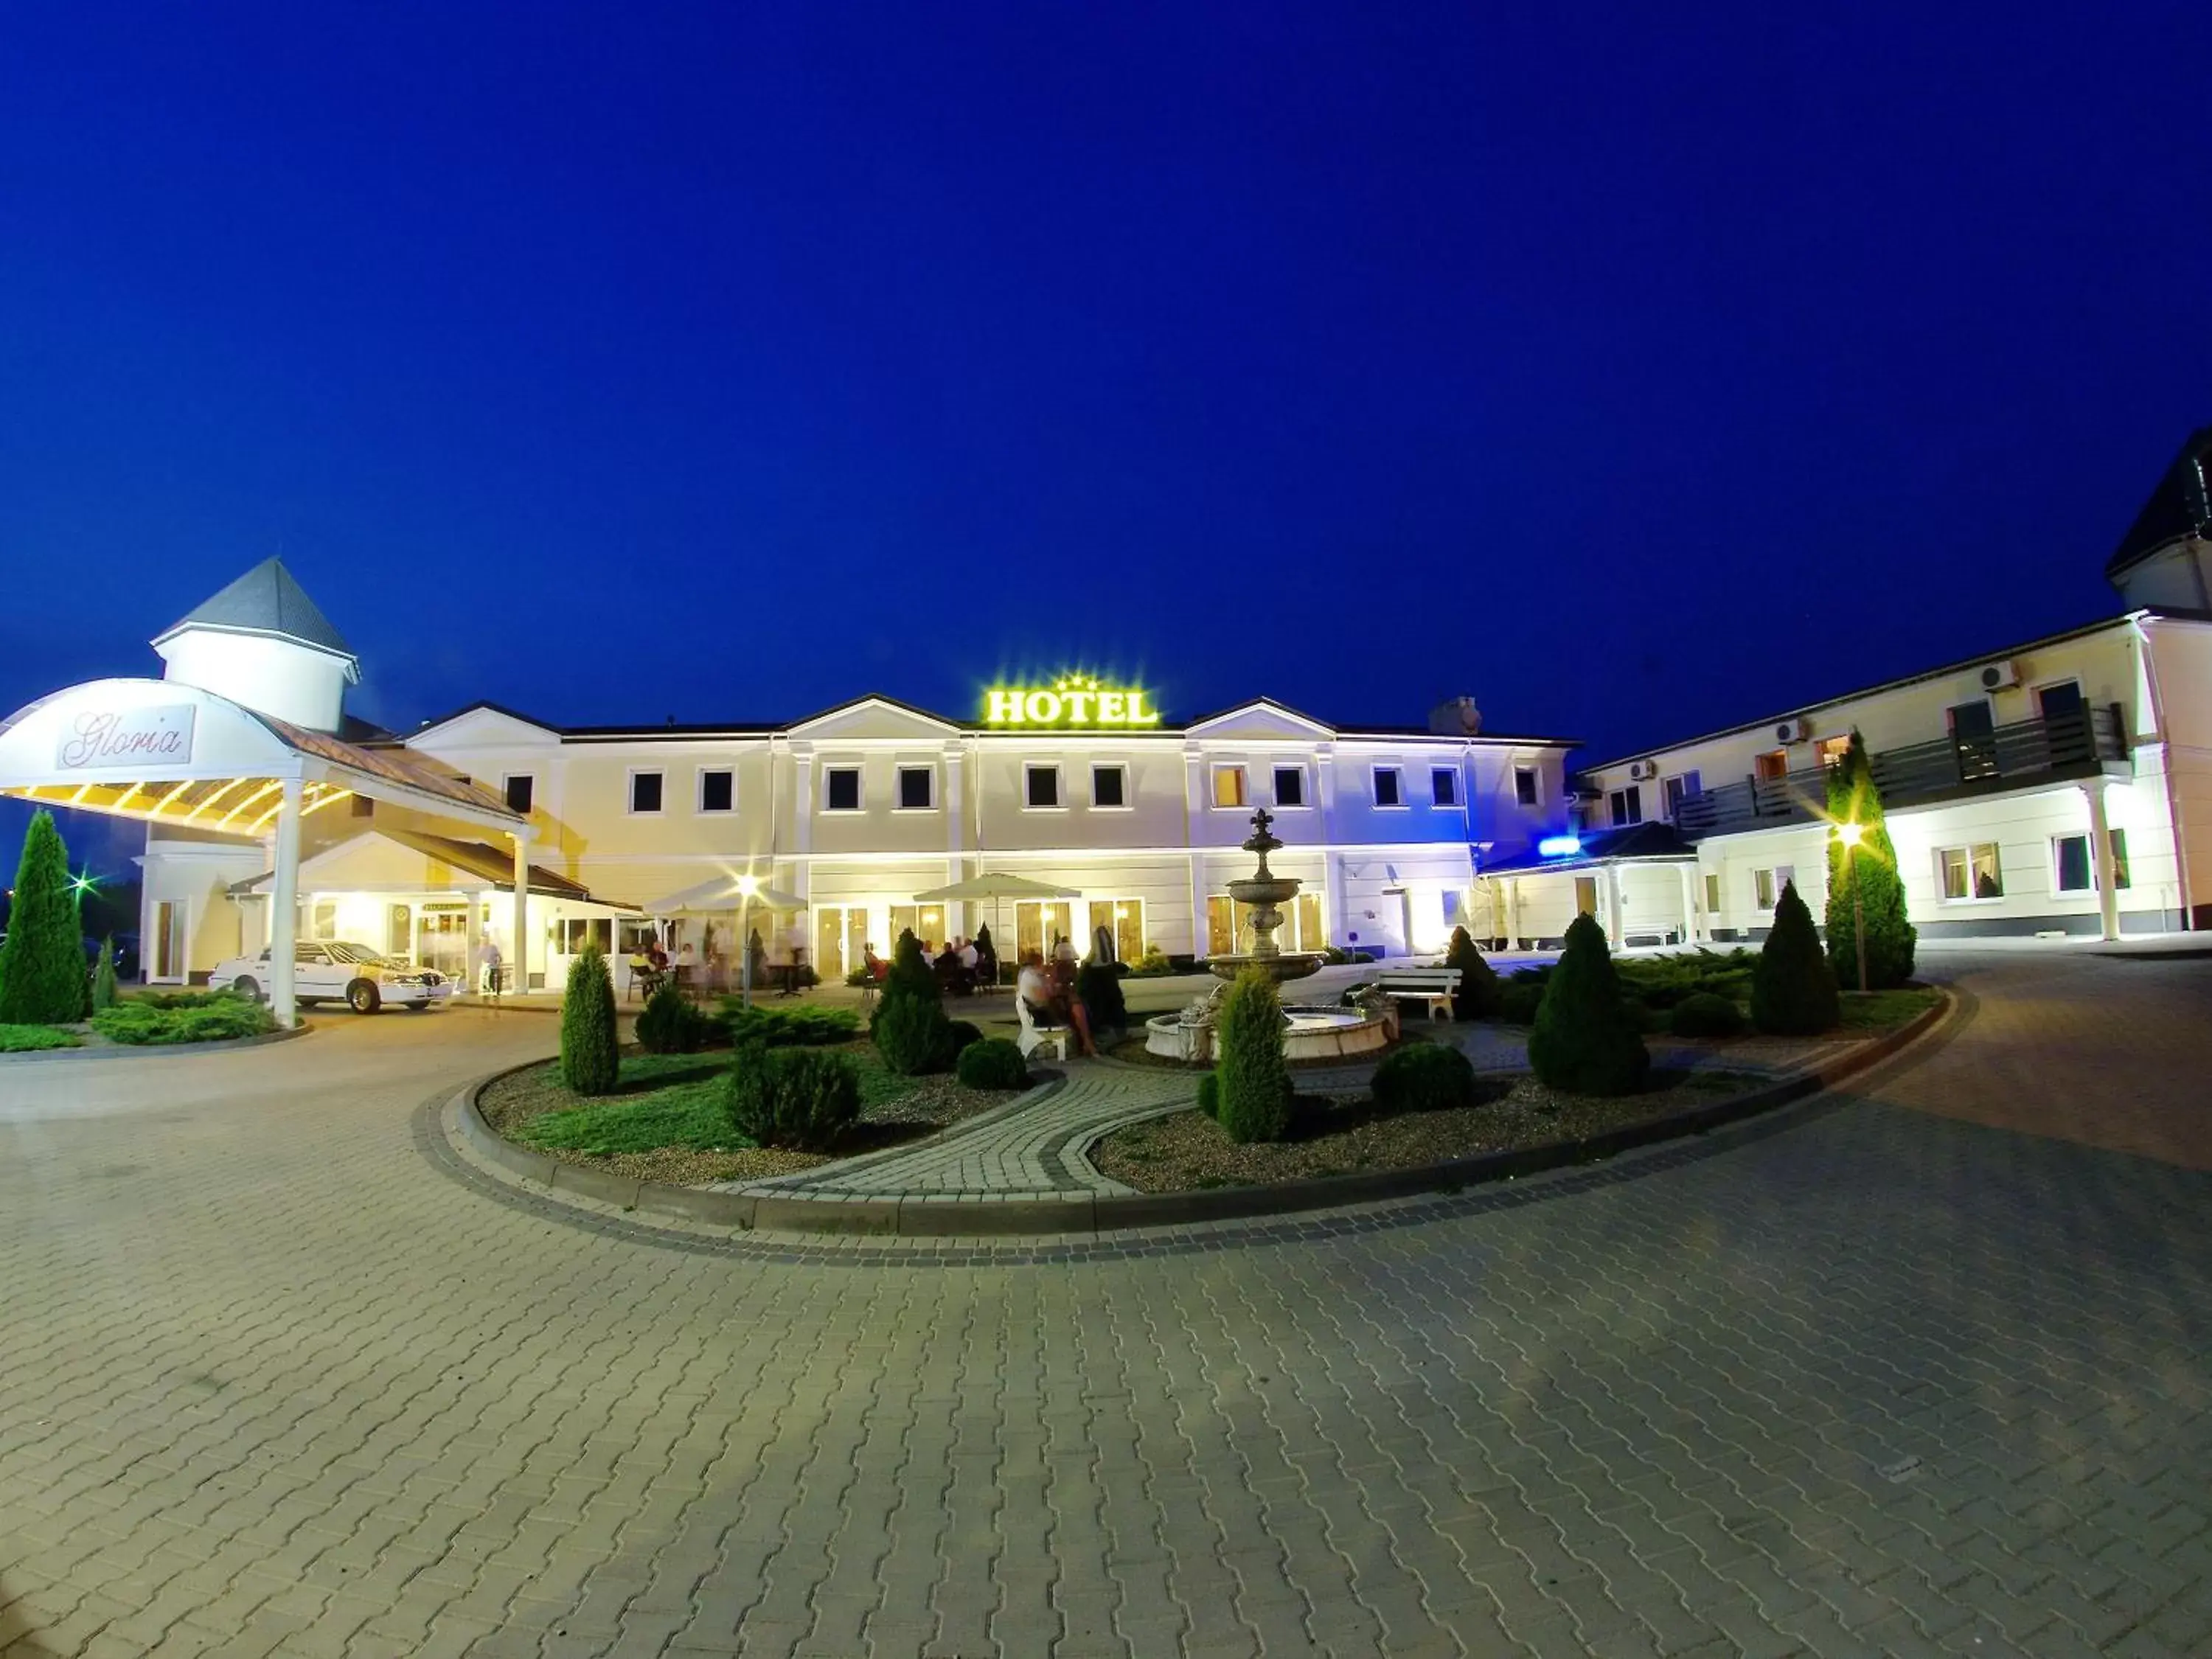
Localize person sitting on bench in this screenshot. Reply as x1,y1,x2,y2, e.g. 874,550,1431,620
1017,948,1095,1057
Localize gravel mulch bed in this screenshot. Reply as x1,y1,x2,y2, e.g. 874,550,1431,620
1090,1068,1767,1193
479,1041,1025,1189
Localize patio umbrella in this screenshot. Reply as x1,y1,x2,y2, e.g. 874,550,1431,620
644,874,808,1005
911,871,1082,973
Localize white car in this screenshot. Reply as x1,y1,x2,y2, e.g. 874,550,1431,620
210,941,453,1014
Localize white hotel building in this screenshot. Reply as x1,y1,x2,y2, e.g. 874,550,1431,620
2,425,2206,1015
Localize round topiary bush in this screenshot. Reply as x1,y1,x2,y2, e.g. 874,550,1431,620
1669,991,1745,1039
954,1037,1029,1090
1371,1042,1478,1113
1527,914,1650,1096
1750,881,1840,1035
558,945,619,1096
1215,967,1290,1143
725,1043,861,1150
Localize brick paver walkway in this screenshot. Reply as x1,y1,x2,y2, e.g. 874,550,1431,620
3,950,2210,1657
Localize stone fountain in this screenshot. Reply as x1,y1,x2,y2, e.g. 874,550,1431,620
1208,806,1323,985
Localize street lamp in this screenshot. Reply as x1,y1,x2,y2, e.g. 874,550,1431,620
1833,821,1868,994
735,874,759,1009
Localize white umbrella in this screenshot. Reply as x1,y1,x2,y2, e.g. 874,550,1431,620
912,872,1082,975
644,874,807,1006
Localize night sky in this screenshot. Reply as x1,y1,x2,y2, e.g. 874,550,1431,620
4,2,2208,881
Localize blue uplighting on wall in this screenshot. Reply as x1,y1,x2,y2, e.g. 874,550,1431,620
1538,835,1582,858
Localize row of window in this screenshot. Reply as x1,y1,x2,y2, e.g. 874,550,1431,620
521,761,1547,818
1709,830,2132,914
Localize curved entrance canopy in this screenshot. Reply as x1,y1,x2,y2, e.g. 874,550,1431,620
0,678,527,1026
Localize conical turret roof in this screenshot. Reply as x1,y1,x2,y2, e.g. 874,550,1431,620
152,557,358,669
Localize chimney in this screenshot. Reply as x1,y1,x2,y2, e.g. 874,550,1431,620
1427,696,1482,737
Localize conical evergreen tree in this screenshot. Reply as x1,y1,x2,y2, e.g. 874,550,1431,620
1443,925,1499,1019
1751,880,1840,1034
559,945,619,1095
872,929,950,1074
1216,967,1292,1142
1823,731,1917,988
0,810,87,1025
91,936,119,1012
1527,913,1649,1096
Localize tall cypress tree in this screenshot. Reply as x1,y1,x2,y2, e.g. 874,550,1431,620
1823,731,1917,989
1527,913,1649,1096
0,810,87,1026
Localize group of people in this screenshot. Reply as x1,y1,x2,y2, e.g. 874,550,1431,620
858,932,998,998
1017,936,1097,1057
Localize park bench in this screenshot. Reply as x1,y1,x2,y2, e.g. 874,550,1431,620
1373,967,1461,1021
1015,995,1071,1062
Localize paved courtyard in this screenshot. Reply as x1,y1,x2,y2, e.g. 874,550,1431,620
2,949,2210,1657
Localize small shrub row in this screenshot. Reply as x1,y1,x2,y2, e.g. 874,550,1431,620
89,994,275,1046
721,1001,862,1048
0,1023,82,1052
636,984,714,1054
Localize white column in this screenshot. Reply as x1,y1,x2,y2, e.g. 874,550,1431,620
1603,863,1625,947
1509,878,1524,949
1677,863,1701,946
1188,850,1208,959
509,832,532,992
2085,782,2121,942
269,776,304,1027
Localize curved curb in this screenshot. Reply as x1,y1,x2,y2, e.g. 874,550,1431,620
445,990,1955,1239
0,1020,313,1064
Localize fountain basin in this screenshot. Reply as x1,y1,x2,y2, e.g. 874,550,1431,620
1144,1005,1391,1065
1206,951,1324,984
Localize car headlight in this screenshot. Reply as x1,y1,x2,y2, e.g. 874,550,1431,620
391,973,428,986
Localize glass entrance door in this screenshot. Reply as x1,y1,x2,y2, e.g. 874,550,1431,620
152,900,184,981
814,907,867,980
1014,901,1073,963
416,908,471,981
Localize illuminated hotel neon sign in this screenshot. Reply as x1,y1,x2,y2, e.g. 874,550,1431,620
984,675,1161,728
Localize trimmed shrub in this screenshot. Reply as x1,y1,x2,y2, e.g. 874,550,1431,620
1443,926,1500,1020
722,1001,859,1048
559,945,619,1096
636,984,711,1053
955,1037,1029,1090
872,931,952,1074
0,1023,81,1052
1075,961,1127,1035
1498,978,1546,1026
1527,914,1650,1096
1130,942,1175,977
1751,881,1840,1035
1215,967,1291,1143
1197,1071,1220,1119
1669,991,1745,1038
0,810,85,1026
1371,1042,1478,1113
90,993,273,1046
724,1042,862,1150
935,1018,984,1070
91,937,119,1012
1824,730,1918,989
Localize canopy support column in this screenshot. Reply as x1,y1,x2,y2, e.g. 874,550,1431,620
2085,782,2121,942
1678,863,1701,945
270,776,303,1027
1603,863,1625,948
510,832,532,994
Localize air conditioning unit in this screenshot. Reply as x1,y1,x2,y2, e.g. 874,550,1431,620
1627,759,1659,781
1980,660,2020,691
1775,718,1812,744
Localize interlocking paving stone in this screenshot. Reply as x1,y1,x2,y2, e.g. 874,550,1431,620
1,950,2209,1657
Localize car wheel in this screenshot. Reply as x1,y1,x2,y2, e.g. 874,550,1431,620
234,977,261,1003
347,980,382,1015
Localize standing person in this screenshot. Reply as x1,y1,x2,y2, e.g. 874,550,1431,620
784,917,809,996
479,935,504,1005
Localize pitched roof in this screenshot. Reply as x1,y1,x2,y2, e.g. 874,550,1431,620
224,828,611,904
1480,821,1697,875
153,557,358,664
2107,425,2212,582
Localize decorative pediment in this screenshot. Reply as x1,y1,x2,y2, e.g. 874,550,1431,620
406,703,564,752
785,695,962,742
1184,699,1336,742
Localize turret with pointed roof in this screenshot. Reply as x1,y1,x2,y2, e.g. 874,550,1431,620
153,558,360,732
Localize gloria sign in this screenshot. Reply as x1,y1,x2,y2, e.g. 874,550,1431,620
984,675,1161,728
55,705,198,771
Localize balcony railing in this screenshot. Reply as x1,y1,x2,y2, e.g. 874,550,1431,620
1672,705,2127,840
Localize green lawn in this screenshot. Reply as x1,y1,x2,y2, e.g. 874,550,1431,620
515,1045,929,1155
0,1023,81,1052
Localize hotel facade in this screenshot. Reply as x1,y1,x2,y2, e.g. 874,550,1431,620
2,425,2207,1020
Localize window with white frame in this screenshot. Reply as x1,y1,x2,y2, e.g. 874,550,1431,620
1704,873,1722,914
1752,863,1795,909
503,774,535,815
895,765,934,811
1431,767,1458,807
1091,764,1126,808
2053,830,2129,894
1273,765,1305,807
1211,765,1248,808
1372,766,1402,807
823,767,862,812
627,770,664,814
1025,765,1061,809
697,768,734,813
1609,785,1643,827
1514,766,1540,806
1938,843,2003,900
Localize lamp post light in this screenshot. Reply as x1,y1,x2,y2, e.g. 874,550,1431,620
1834,821,1868,994
736,874,759,1009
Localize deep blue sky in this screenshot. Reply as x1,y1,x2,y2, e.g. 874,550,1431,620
4,2,2208,881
